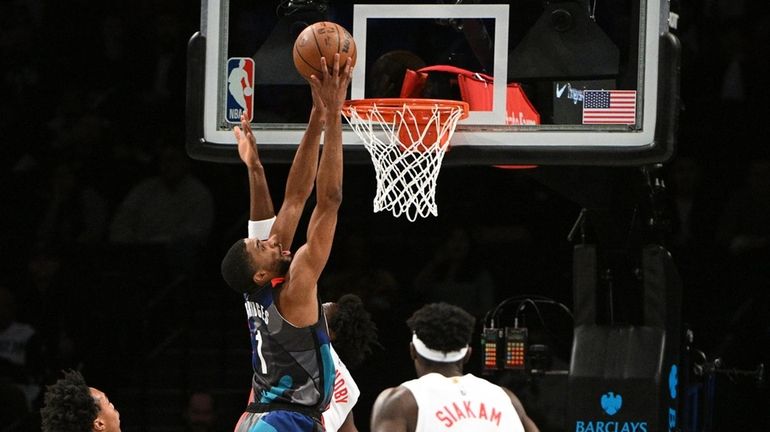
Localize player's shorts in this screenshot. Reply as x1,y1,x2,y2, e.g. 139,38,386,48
234,409,324,432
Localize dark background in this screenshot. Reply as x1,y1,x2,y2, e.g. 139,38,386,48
1,0,768,431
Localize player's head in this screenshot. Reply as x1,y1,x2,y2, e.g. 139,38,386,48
406,303,475,373
41,370,121,432
323,294,379,369
221,234,292,292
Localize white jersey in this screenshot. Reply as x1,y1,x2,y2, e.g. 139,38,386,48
322,346,360,431
401,373,524,432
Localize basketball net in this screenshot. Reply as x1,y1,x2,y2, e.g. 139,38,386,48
343,99,466,222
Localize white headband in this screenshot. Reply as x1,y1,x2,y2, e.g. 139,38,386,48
412,333,469,363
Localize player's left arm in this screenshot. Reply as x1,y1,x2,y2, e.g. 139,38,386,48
503,387,540,432
281,55,351,327
270,75,327,249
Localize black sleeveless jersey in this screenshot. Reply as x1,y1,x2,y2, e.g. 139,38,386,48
244,278,335,411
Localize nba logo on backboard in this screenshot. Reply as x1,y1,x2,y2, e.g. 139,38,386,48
226,57,254,123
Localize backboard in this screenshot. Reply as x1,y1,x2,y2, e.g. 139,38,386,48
187,0,680,166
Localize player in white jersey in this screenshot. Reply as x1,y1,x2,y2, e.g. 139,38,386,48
322,343,359,430
321,296,377,431
233,101,377,431
371,303,539,432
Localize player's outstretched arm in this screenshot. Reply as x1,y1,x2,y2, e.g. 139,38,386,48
370,386,416,432
282,54,351,327
504,387,540,432
236,84,327,244
234,114,275,237
271,76,327,249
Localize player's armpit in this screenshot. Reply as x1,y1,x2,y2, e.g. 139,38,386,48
370,386,415,432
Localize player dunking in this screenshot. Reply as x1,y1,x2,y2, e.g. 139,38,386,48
371,303,540,432
221,54,352,432
230,57,376,430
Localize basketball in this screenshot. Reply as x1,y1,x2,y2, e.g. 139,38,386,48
293,21,357,80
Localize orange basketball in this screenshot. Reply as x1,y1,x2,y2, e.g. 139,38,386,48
293,21,357,80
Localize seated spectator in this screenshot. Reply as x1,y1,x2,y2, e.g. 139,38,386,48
109,144,214,279
36,160,109,247
320,230,399,315
413,226,496,318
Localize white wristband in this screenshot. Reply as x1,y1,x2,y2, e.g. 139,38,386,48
248,216,276,240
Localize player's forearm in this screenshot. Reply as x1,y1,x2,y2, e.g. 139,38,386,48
247,164,275,220
284,112,323,203
523,417,540,432
315,113,343,206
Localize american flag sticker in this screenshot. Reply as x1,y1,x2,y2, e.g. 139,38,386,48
582,90,637,124
226,57,255,124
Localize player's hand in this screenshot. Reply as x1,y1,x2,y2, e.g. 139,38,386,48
234,114,261,169
308,76,328,122
309,54,353,113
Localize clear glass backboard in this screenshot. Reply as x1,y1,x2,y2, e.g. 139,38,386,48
186,0,680,166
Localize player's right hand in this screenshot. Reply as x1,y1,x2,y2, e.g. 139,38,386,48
308,75,327,121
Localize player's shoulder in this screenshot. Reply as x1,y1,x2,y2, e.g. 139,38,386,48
374,385,416,410
461,374,515,398
376,385,410,400
461,372,499,386
372,385,418,432
372,385,418,426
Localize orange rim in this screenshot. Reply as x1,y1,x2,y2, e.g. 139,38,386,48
343,98,470,123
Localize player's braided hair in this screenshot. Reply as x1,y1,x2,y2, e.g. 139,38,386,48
328,294,379,369
40,370,98,432
221,239,259,293
407,302,475,352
